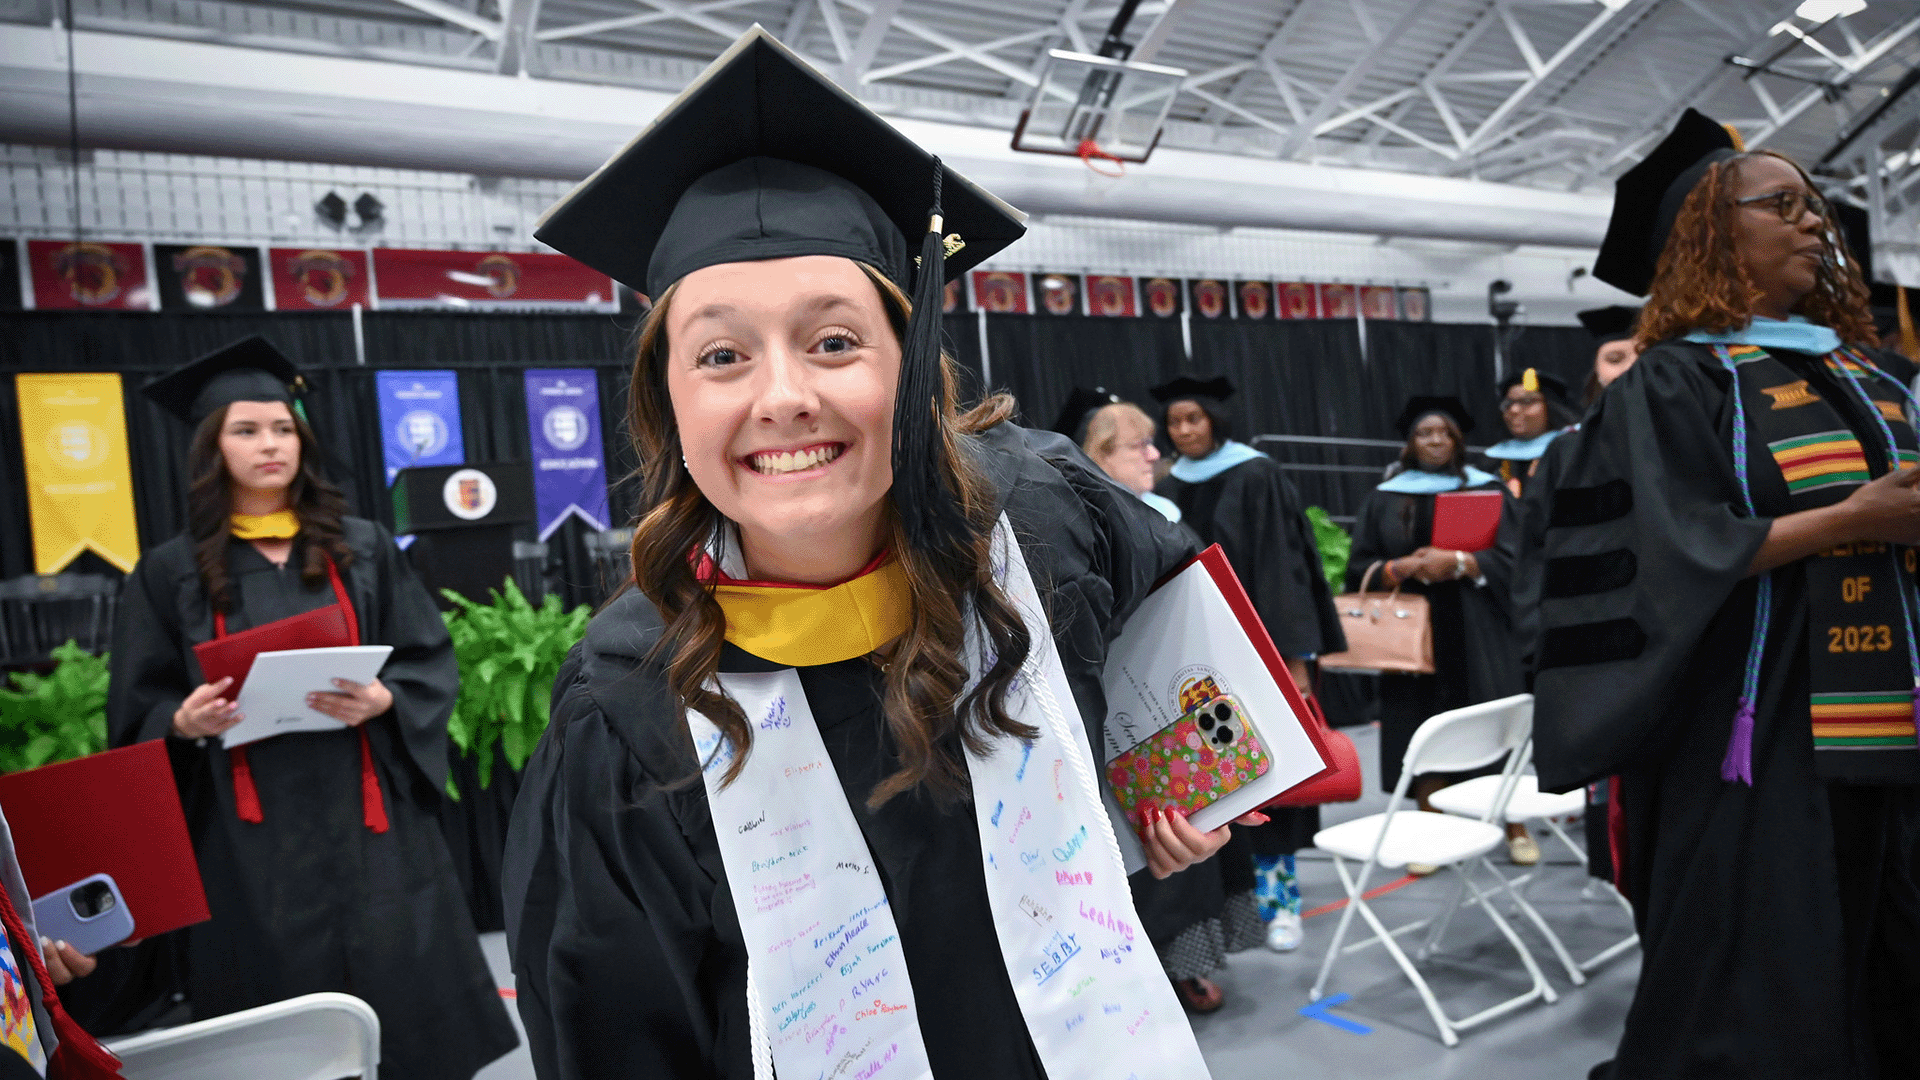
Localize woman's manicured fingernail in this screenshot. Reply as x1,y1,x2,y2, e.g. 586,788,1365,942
1249,812,1271,825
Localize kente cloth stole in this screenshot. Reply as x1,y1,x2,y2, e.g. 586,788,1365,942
1731,343,1920,781
686,516,1212,1080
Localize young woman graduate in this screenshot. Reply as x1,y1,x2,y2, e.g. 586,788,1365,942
1350,398,1528,864
501,29,1252,1080
1534,108,1920,1079
105,337,517,1079
1483,368,1578,497
1149,376,1343,950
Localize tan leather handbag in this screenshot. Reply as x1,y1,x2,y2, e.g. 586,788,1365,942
1319,561,1435,675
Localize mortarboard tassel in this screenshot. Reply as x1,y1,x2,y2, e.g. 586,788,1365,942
1522,368,1539,393
893,158,971,558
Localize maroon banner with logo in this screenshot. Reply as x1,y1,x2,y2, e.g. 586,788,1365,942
26,241,153,310
1140,277,1183,318
1360,286,1399,321
270,248,372,310
970,271,1029,314
1034,272,1081,316
1235,281,1274,320
1399,287,1431,322
942,278,967,315
370,249,614,311
154,244,265,312
1276,282,1319,319
1187,278,1231,320
1318,282,1357,319
1084,274,1137,317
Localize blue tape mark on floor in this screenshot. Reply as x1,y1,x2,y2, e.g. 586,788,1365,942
1299,993,1372,1034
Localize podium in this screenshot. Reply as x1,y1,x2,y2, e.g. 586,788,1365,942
392,463,534,608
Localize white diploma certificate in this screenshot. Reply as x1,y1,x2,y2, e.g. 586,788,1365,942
222,645,394,748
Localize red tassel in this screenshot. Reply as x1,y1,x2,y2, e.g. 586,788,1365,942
0,868,124,1077
1607,775,1629,903
359,729,389,834
229,746,263,824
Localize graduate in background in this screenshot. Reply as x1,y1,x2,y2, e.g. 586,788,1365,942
106,339,517,1079
503,30,1249,1079
1151,375,1344,951
1351,397,1529,866
1483,368,1578,497
1578,305,1645,406
1536,109,1920,1079
1059,388,1265,1012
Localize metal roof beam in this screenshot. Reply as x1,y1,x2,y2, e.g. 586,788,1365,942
494,0,539,72
1278,0,1441,158
1743,15,1920,149
1197,0,1320,127
863,27,1052,84
387,0,500,41
838,0,1042,88
535,0,759,43
1460,0,1626,153
841,0,903,82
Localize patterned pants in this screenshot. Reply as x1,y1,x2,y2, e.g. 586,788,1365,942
1254,853,1301,921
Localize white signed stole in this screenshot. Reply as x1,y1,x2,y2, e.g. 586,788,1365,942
687,518,1212,1080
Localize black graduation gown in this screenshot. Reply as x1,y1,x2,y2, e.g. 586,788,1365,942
1157,452,1345,854
106,517,518,1080
503,423,1204,1079
1533,342,1920,1079
1348,476,1524,792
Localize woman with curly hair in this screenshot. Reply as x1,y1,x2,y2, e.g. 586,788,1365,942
108,337,517,1078
1534,109,1920,1079
503,31,1250,1079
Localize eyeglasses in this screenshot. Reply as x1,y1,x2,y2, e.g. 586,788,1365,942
1734,188,1828,224
1119,438,1155,456
1501,394,1544,411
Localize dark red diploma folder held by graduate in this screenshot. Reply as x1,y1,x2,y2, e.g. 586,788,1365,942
0,740,209,941
1432,490,1504,552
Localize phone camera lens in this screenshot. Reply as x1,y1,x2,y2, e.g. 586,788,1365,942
1197,713,1215,731
1212,703,1231,722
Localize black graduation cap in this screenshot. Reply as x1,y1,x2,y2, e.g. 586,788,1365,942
1497,367,1573,406
1593,108,1740,297
1578,305,1640,344
142,336,307,427
533,26,1027,555
1052,386,1123,441
1394,395,1474,438
1149,375,1235,405
1832,199,1901,307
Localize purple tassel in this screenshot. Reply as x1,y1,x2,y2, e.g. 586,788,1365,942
1720,700,1756,785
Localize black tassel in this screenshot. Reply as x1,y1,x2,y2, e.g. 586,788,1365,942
892,158,969,557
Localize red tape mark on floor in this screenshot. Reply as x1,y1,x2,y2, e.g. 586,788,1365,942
1300,874,1418,920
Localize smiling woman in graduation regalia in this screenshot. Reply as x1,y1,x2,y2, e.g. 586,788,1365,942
1535,109,1920,1079
105,338,517,1079
501,28,1250,1080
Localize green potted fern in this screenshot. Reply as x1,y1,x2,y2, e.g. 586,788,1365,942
440,580,591,797
0,641,111,774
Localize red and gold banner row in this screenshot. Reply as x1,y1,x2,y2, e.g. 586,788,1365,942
11,240,617,313
956,271,1431,322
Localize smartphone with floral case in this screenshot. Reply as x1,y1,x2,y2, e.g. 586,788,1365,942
1107,695,1272,830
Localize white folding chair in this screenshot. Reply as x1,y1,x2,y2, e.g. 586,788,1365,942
1309,694,1556,1046
1427,739,1639,982
104,992,380,1080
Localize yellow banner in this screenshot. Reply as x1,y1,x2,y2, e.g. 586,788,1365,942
16,373,141,573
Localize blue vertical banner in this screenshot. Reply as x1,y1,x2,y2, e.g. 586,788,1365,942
524,369,610,540
375,370,465,483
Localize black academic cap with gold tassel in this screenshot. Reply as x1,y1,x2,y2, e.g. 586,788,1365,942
532,26,1025,554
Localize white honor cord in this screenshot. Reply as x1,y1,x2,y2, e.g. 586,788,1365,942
1022,595,1132,886
746,963,774,1080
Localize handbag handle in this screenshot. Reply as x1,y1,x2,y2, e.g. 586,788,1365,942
1354,561,1407,604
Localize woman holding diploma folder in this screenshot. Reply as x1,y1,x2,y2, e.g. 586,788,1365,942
106,337,516,1078
502,28,1255,1080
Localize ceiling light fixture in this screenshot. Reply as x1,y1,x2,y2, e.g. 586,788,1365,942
1795,0,1867,22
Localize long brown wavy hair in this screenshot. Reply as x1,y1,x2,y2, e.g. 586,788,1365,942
1638,151,1878,348
186,404,355,615
628,263,1035,808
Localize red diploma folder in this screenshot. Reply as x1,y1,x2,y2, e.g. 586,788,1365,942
1432,490,1504,552
192,602,352,694
0,741,210,940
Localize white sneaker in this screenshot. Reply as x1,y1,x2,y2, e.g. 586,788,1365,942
1265,910,1303,952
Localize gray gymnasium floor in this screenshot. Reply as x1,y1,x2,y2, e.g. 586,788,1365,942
474,722,1637,1080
